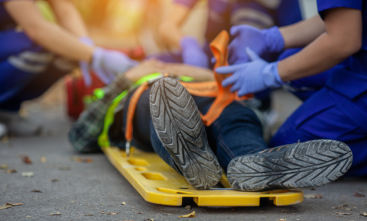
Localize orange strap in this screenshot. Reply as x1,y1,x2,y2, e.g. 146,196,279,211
200,30,253,126
180,81,218,97
124,30,253,141
125,82,150,141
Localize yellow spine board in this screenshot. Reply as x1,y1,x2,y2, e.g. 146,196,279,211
102,146,303,207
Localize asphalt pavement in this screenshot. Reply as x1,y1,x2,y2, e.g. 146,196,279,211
1,88,367,221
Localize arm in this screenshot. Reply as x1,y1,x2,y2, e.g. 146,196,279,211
280,15,325,49
160,63,214,82
124,59,214,82
46,0,88,37
278,8,362,81
158,3,191,48
5,1,93,62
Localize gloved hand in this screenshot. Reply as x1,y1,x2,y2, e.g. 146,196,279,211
79,36,95,86
215,47,283,96
91,48,139,85
228,25,285,65
180,36,209,68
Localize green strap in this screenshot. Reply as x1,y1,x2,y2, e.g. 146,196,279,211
97,73,162,147
97,73,194,147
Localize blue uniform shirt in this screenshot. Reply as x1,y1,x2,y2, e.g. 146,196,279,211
318,0,367,50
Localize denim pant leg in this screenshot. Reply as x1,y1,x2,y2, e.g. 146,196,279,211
148,95,267,174
206,101,268,172
150,121,182,174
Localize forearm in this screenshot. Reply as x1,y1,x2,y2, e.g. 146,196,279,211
278,8,362,81
159,22,184,48
28,21,93,62
5,1,93,62
278,34,346,81
47,0,88,37
159,4,190,48
161,63,214,81
280,15,325,49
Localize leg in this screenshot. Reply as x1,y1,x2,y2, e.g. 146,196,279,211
149,78,222,189
121,87,181,172
226,89,354,191
206,102,268,172
271,87,367,176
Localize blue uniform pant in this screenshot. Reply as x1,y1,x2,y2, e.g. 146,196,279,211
0,28,73,111
271,48,367,176
121,88,267,173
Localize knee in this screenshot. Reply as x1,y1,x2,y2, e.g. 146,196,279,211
220,102,263,128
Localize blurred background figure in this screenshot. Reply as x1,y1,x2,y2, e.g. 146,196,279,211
0,0,137,136
148,0,304,138
0,0,317,139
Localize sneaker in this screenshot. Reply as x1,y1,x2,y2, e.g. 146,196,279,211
227,140,353,191
0,111,42,136
149,78,222,190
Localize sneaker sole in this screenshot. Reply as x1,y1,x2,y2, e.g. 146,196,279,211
149,78,222,190
227,140,353,191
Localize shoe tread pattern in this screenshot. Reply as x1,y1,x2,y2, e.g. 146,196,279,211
227,140,353,191
150,78,222,190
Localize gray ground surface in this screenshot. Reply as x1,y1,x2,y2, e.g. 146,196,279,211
1,89,367,221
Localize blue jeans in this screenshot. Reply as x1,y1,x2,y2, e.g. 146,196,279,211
122,87,267,173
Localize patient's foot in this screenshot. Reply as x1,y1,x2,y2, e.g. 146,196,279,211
149,78,222,190
227,140,353,191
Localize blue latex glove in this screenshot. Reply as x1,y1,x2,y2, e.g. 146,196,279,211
180,36,209,68
91,48,138,85
228,25,285,65
79,36,94,86
215,47,283,96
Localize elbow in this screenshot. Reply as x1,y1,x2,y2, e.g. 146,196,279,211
338,37,362,57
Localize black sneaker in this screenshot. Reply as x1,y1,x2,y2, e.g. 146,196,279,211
227,140,353,191
149,78,222,190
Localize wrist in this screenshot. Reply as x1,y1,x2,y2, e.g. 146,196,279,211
91,47,102,67
262,26,285,53
79,36,94,46
262,62,283,87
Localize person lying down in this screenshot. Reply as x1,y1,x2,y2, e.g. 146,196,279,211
69,60,353,191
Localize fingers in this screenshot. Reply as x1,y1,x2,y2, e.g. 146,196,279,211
215,64,244,74
211,57,216,64
79,62,92,87
245,47,261,61
230,25,242,37
238,87,249,97
230,80,242,93
222,74,239,87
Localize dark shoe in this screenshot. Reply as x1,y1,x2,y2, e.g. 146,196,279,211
0,111,42,136
227,140,353,191
149,78,222,190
